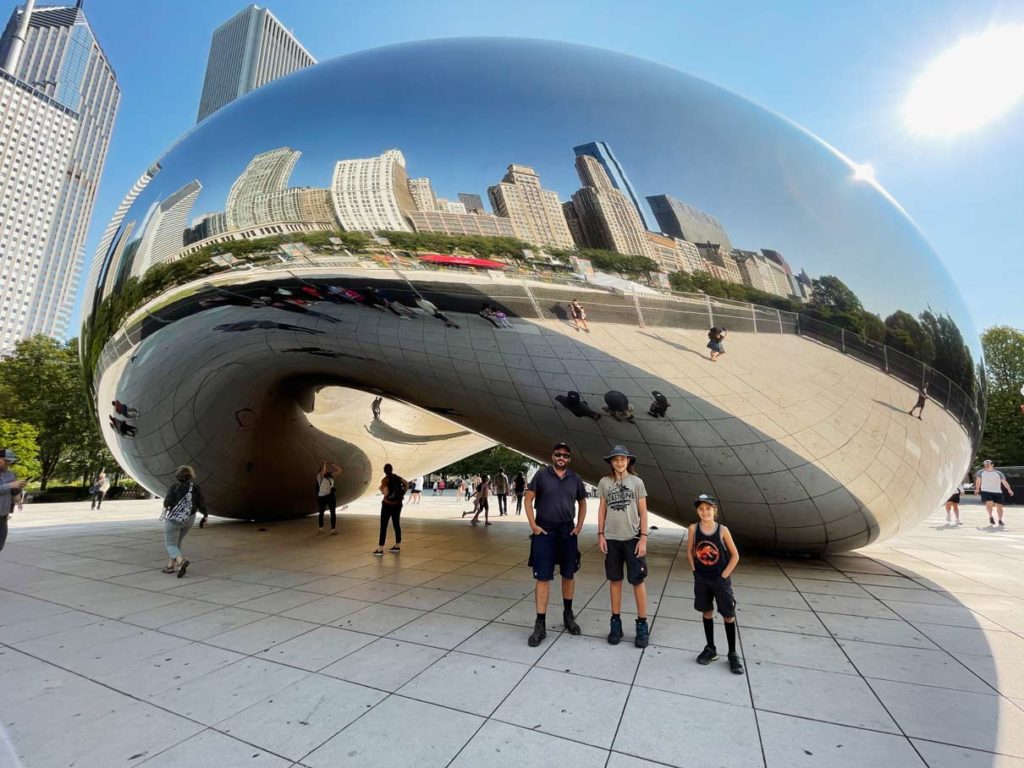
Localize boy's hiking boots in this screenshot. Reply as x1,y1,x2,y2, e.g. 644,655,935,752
608,615,623,645
635,618,650,648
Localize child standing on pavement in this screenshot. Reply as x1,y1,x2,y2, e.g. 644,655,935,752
688,493,744,673
597,445,650,648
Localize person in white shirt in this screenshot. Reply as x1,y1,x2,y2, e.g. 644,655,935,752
975,460,1014,526
316,461,343,535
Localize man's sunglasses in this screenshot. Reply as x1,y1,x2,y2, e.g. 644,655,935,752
553,452,571,458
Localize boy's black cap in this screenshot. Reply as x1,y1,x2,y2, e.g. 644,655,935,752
693,493,717,508
552,442,571,454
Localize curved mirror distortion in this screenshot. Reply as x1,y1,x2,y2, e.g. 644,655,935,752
82,39,983,554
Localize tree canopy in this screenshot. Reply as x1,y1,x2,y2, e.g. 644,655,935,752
0,419,42,480
436,446,537,479
977,326,1024,465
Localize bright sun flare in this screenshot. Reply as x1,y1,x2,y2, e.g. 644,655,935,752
905,24,1024,136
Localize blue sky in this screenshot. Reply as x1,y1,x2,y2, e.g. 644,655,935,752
74,0,1024,334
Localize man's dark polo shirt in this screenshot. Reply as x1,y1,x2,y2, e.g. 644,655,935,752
528,466,586,526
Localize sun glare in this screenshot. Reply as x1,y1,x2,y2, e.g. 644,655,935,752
851,162,876,183
905,24,1024,136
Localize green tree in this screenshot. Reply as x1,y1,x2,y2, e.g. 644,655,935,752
919,310,975,395
861,312,886,343
0,419,42,480
809,275,864,315
977,326,1024,465
884,310,936,363
576,248,658,276
438,446,537,479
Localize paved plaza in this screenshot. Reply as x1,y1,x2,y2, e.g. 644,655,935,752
2,495,1024,767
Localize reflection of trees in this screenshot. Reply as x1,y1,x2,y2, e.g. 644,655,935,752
884,310,936,363
379,230,531,260
550,247,658,277
977,326,1022,463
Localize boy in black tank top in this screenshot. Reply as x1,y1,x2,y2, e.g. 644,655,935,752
687,494,744,674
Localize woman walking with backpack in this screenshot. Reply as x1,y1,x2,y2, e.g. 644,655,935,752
161,465,206,577
374,463,407,556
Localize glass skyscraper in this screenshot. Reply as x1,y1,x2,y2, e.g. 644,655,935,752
572,140,650,230
0,1,119,351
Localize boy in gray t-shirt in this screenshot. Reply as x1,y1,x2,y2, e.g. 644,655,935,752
596,445,650,648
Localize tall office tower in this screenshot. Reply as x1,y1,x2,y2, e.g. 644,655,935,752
332,149,415,232
0,1,120,349
408,177,437,212
488,164,573,250
573,141,649,229
458,193,485,214
82,162,160,309
435,198,467,214
698,242,743,284
196,4,315,123
408,209,516,238
570,155,654,259
674,237,705,274
562,201,587,248
129,180,203,279
225,146,300,230
646,194,732,251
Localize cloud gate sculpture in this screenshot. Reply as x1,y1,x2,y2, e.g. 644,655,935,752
82,39,984,554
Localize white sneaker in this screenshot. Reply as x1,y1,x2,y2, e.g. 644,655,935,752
330,529,337,535
318,528,324,535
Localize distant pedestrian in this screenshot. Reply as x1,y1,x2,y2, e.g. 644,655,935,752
494,469,510,515
0,448,27,553
569,299,589,332
316,461,342,535
945,484,964,526
525,442,587,647
112,400,139,418
90,471,110,510
603,390,635,421
597,445,650,648
409,477,423,504
976,460,1015,526
432,479,440,496
707,327,727,362
909,386,927,419
688,493,743,674
648,391,670,418
416,296,460,328
374,463,407,555
371,396,383,420
470,474,492,526
160,465,206,578
513,472,526,515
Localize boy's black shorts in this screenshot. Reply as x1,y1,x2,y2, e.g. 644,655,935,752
529,524,580,580
694,573,736,618
604,538,648,585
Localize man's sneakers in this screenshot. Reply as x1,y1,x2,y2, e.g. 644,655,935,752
990,516,996,525
728,653,744,674
635,618,650,648
999,520,1006,527
563,609,581,635
528,619,547,647
696,645,718,665
607,615,623,645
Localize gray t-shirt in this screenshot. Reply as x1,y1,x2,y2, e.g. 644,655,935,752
598,474,647,541
0,468,20,517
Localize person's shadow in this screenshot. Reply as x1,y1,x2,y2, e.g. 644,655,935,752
872,399,910,415
640,331,708,360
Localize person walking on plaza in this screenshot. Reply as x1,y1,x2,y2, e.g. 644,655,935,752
945,483,964,525
513,471,526,515
909,385,927,419
0,449,27,553
525,442,587,647
371,396,383,420
160,465,206,577
316,461,342,535
707,327,727,362
409,476,423,504
470,474,492,526
90,471,111,510
688,494,743,673
597,445,651,648
569,299,589,332
374,463,407,555
494,469,510,516
976,460,1014,526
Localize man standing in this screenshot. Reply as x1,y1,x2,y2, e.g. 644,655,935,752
976,460,1015,526
1,449,27,552
91,471,111,510
494,468,510,516
525,442,587,647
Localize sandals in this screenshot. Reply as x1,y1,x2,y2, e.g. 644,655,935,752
176,559,190,578
161,566,175,574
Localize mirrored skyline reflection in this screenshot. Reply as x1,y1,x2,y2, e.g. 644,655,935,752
87,37,978,357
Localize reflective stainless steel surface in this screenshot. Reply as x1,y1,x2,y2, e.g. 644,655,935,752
82,39,983,554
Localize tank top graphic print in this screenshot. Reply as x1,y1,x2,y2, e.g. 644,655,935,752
693,523,729,578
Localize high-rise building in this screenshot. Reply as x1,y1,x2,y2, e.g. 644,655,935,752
196,4,315,123
0,1,120,349
407,177,437,212
408,209,516,238
225,146,300,230
130,180,203,278
435,198,467,215
573,141,649,229
332,149,415,232
570,155,654,259
458,193,485,214
646,194,732,251
674,237,705,274
488,164,573,250
562,201,587,248
698,242,743,284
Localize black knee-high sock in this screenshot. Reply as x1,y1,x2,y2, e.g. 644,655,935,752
703,617,715,648
725,620,737,654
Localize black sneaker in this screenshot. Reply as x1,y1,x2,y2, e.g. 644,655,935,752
728,653,744,674
635,618,650,648
696,645,718,665
563,609,581,635
608,615,623,645
999,520,1005,527
990,516,995,525
528,619,546,647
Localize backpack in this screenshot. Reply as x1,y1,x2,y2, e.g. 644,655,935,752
385,475,405,503
165,482,194,524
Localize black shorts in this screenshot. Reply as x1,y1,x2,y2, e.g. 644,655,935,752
529,525,580,581
946,493,961,504
980,491,1004,505
694,573,736,618
605,538,648,585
